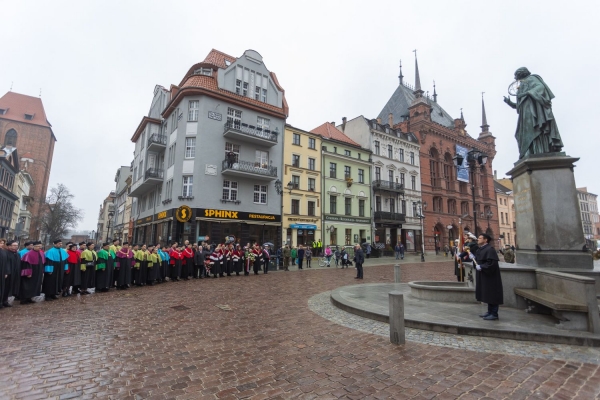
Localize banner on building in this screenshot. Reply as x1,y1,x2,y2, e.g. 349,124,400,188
456,144,469,183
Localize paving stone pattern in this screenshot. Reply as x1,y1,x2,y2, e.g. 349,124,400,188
1,261,600,399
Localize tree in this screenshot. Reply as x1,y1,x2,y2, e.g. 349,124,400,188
38,184,84,241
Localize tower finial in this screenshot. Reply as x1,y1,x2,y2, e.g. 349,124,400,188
10,81,13,91
433,80,437,102
460,108,464,120
39,88,42,98
481,92,489,132
413,49,422,95
398,59,404,85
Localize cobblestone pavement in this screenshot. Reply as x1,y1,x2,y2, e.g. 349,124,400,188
1,262,600,399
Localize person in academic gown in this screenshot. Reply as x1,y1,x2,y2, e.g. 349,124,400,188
0,245,9,309
79,242,97,295
95,243,112,292
158,246,169,283
115,242,133,289
182,243,194,280
1,240,20,307
71,242,87,294
232,244,243,276
145,245,157,285
18,241,33,258
223,244,234,276
209,245,222,278
131,244,142,286
43,239,69,300
107,244,116,289
64,243,79,296
193,244,203,279
252,244,261,275
19,241,45,304
170,246,183,281
473,234,504,320
109,239,121,255
135,244,149,286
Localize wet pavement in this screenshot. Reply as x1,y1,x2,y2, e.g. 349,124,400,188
1,260,600,399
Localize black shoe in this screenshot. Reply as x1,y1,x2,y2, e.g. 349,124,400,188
236,273,240,276
2,302,12,307
479,312,491,318
483,314,498,320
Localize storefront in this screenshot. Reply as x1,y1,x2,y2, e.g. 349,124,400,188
289,224,317,247
133,209,174,247
323,215,371,247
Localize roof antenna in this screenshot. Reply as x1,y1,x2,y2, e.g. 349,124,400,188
10,81,13,91
39,88,42,97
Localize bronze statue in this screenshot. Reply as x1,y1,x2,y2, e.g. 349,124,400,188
504,67,563,159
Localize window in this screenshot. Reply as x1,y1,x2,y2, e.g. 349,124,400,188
358,169,364,183
411,176,416,190
292,154,300,168
168,144,176,167
375,167,381,181
433,197,443,213
222,181,238,201
359,199,365,217
388,145,393,158
292,133,300,145
4,129,17,147
291,199,300,214
374,141,380,155
254,185,267,204
330,196,337,214
345,197,352,215
399,149,404,162
345,150,351,156
410,152,415,165
375,196,381,212
182,176,193,197
188,100,199,121
330,163,337,178
501,212,505,224
388,170,394,183
400,173,405,187
308,158,316,171
262,88,267,103
401,200,406,214
255,151,269,168
292,175,300,189
308,178,316,191
358,153,361,160
24,114,33,120
345,229,352,246
225,142,240,160
156,185,162,206
390,199,395,213
308,201,315,216
147,192,154,210
227,107,242,129
257,116,270,131
344,166,351,179
447,199,456,215
461,201,469,215
185,137,196,158
308,137,316,149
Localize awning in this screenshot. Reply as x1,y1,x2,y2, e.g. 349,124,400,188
290,224,317,230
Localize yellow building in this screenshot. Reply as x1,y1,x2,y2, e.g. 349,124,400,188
495,178,516,247
282,125,322,247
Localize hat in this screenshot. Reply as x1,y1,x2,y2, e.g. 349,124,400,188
467,233,477,240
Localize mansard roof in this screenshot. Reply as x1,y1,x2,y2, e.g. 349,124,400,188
378,82,455,128
0,91,52,128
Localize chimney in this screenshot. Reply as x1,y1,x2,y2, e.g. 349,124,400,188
376,117,382,124
330,121,335,126
494,170,497,180
341,117,347,132
388,113,393,127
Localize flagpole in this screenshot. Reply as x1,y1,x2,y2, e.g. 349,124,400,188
458,218,463,282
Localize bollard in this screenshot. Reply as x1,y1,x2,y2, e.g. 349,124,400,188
394,264,401,283
389,291,405,345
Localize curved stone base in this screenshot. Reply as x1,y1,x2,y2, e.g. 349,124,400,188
408,281,477,303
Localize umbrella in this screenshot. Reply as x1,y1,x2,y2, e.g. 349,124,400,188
263,242,275,248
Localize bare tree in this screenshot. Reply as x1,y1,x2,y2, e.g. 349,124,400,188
38,184,84,241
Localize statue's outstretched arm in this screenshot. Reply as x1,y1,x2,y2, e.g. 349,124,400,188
503,96,516,109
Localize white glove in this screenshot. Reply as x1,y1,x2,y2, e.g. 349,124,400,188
476,265,481,271
468,253,475,260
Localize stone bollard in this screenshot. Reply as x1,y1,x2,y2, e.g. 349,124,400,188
389,291,405,345
394,264,401,283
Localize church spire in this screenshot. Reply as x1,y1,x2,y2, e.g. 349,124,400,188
398,59,404,85
413,50,423,97
433,80,437,103
481,92,489,132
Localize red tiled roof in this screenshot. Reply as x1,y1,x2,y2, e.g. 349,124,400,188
130,116,162,142
0,91,51,128
310,122,361,147
202,49,237,69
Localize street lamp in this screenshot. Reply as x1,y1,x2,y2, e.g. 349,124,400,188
416,200,427,262
91,230,96,243
106,211,114,242
453,148,488,236
481,210,493,233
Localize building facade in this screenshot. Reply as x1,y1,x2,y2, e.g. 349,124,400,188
282,125,322,247
0,92,56,238
96,192,116,243
112,166,132,242
381,57,499,250
10,170,34,243
341,116,422,251
577,187,598,250
130,49,288,247
0,147,19,237
310,123,372,248
494,179,516,247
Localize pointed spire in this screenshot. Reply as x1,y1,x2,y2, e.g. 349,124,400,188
398,59,404,85
460,108,464,120
413,49,423,96
433,80,437,102
481,92,489,132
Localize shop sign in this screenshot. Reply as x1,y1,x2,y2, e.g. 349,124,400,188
135,215,153,225
176,205,192,223
198,208,281,223
155,209,173,220
324,215,370,224
288,217,318,223
290,224,317,230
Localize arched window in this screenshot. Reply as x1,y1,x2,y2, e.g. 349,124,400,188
443,153,454,190
4,129,17,147
429,148,441,188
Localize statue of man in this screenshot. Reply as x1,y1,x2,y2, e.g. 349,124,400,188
503,67,563,159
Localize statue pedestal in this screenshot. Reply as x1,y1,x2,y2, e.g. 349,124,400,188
507,154,592,270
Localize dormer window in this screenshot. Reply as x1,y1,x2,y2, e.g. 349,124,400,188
194,68,212,76
24,114,33,120
0,109,6,115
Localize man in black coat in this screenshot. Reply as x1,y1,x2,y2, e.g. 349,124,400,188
354,244,365,279
473,233,503,320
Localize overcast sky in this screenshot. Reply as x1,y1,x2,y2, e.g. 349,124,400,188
2,0,599,230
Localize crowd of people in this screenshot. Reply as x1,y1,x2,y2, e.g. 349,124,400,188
0,238,277,309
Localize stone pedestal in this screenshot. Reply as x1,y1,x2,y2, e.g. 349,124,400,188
507,154,592,269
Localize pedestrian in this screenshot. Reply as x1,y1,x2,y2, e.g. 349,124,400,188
473,234,503,320
19,241,33,258
148,246,161,285
19,241,45,304
232,244,242,275
365,243,371,259
334,246,340,267
291,246,297,266
95,242,112,292
394,243,401,260
209,244,221,278
399,242,405,260
79,242,97,295
115,242,133,290
43,239,68,300
444,244,450,257
182,243,194,279
340,248,348,268
324,246,332,267
252,244,261,275
1,240,20,307
64,243,79,295
170,245,184,280
158,246,170,282
297,245,305,269
354,244,365,279
503,244,515,264
305,247,312,268
283,245,291,271
262,245,271,274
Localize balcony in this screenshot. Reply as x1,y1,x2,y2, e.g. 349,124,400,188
223,122,278,147
374,211,406,224
221,159,277,181
129,168,164,197
372,180,404,194
147,134,167,152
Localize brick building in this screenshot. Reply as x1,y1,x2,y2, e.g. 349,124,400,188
0,92,56,239
379,57,499,250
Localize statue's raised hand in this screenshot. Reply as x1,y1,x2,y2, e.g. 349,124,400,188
503,96,516,109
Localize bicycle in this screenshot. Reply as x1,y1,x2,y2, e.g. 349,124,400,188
317,257,331,267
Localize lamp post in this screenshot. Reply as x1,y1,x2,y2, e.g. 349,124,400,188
416,200,427,262
481,210,493,233
453,148,488,236
91,230,96,244
106,211,114,242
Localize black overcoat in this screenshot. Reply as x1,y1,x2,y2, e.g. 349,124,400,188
475,244,503,305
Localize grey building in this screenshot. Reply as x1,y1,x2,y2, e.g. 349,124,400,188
0,146,19,237
129,49,288,246
112,166,132,242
